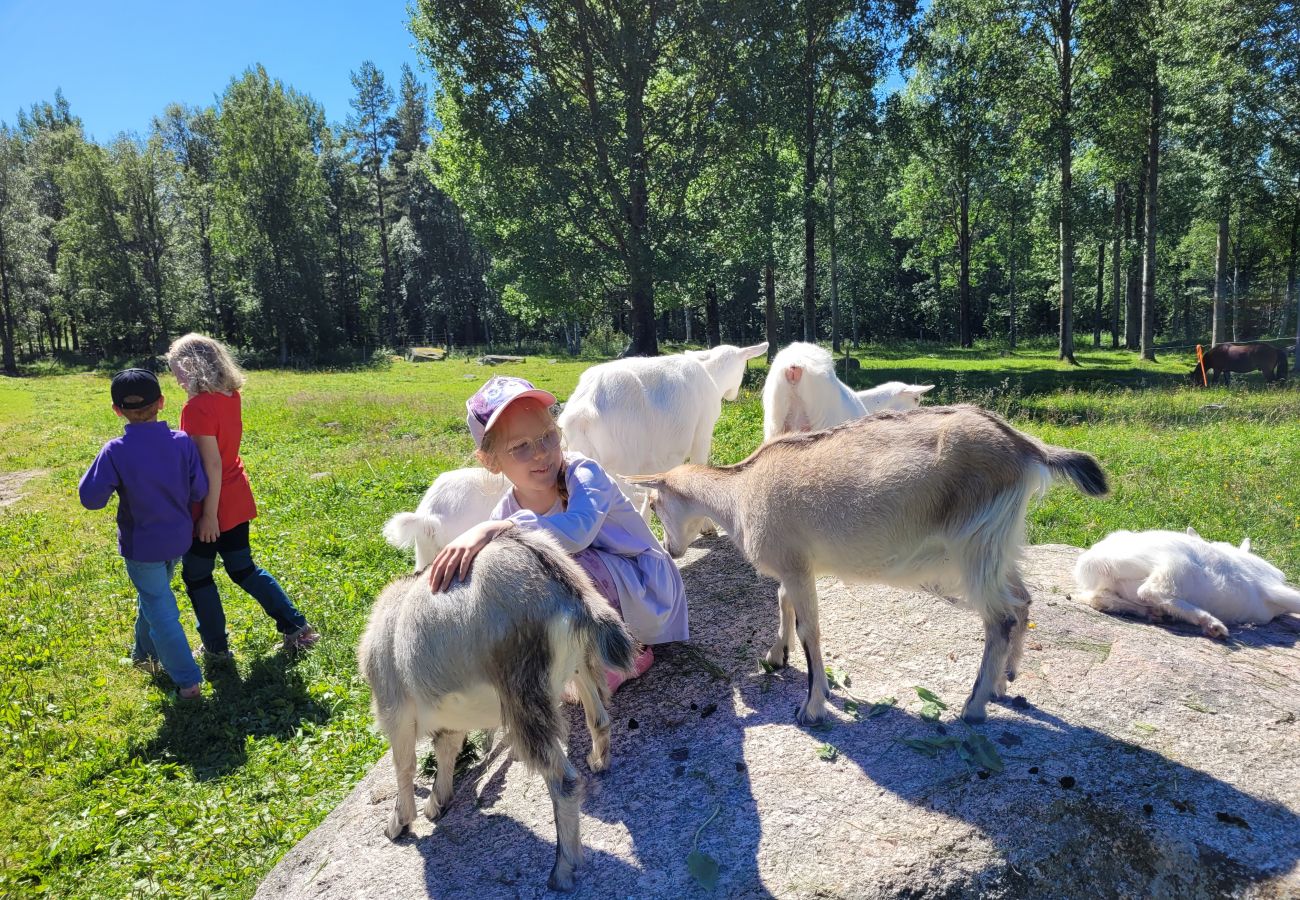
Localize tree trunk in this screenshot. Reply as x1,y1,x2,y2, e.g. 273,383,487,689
1111,182,1123,347
801,2,818,342
1094,242,1104,347
1009,202,1018,350
705,280,721,348
1126,169,1144,350
1288,196,1299,355
70,315,78,353
625,84,658,356
1140,77,1160,361
1213,203,1229,344
0,218,17,375
1231,210,1242,341
828,134,841,353
959,178,972,348
1057,0,1078,365
932,254,942,341
764,261,777,361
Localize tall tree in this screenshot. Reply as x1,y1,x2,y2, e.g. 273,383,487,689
0,127,52,374
348,61,398,345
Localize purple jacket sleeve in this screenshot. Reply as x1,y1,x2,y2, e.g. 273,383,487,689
185,436,209,503
506,458,610,553
78,444,119,510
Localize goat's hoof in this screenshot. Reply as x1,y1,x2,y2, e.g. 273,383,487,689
422,795,445,822
763,645,789,669
384,813,410,840
587,748,610,773
548,864,577,892
960,705,987,725
1203,620,1229,640
795,703,827,727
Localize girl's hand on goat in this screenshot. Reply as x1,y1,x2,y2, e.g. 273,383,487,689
197,512,221,543
428,520,513,592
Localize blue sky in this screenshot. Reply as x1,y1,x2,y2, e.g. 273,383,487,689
0,0,428,141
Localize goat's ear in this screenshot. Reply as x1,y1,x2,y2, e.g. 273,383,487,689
1240,537,1252,553
624,474,667,490
743,342,769,359
1185,526,1202,539
914,384,936,395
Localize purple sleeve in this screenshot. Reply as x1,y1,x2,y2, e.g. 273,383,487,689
185,436,209,503
78,444,119,510
507,459,609,553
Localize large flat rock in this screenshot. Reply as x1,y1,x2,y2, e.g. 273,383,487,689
257,541,1300,899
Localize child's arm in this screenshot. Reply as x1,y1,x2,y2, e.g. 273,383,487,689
427,519,515,592
505,459,610,553
78,445,119,510
186,438,209,504
192,436,222,542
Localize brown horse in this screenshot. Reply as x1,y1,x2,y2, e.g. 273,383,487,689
1189,342,1289,385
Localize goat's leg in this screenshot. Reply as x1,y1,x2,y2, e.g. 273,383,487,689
1136,571,1228,639
572,660,613,772
384,709,419,839
544,743,585,891
962,612,1016,724
1002,570,1032,685
424,729,466,821
763,583,797,669
782,572,829,726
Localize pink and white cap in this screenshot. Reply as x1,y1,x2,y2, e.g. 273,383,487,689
466,375,558,448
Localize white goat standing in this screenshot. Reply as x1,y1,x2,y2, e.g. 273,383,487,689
1073,527,1300,638
630,405,1108,725
559,343,768,489
762,342,932,439
384,467,508,570
358,527,634,891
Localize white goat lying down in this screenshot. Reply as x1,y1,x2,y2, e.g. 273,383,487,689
358,527,634,891
762,341,932,439
559,343,768,491
857,381,935,415
1074,528,1300,638
383,467,508,570
630,405,1108,725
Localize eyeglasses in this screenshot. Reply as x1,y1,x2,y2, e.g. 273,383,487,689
504,429,561,464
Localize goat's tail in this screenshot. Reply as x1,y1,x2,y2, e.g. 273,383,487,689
382,511,437,549
1042,447,1109,497
583,611,636,675
1267,582,1300,615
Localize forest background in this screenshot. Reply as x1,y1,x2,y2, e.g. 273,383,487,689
1,0,1298,373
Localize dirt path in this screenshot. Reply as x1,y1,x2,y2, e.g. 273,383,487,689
0,469,44,509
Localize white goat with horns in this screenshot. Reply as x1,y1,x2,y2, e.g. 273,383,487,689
630,405,1108,725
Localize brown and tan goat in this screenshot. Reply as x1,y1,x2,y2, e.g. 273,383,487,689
358,526,634,891
630,405,1108,726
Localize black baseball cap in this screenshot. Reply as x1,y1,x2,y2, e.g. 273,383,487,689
111,368,162,410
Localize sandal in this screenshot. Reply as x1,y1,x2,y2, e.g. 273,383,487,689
178,683,203,700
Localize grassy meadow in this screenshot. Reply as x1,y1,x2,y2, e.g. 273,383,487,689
1,344,1298,898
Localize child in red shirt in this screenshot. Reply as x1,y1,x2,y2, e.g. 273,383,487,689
168,333,319,659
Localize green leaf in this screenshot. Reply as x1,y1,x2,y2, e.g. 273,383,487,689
816,742,839,762
867,697,898,718
914,686,948,708
961,734,1004,773
919,701,944,722
902,735,961,757
687,850,720,889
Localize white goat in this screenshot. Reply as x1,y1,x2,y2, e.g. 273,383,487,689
384,467,508,571
762,342,932,438
856,381,935,415
358,526,634,891
1074,528,1300,638
630,405,1108,725
558,343,768,490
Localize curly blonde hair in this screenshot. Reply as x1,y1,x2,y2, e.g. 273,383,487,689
166,333,246,394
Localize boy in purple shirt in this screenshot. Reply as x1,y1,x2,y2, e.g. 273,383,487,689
79,369,209,698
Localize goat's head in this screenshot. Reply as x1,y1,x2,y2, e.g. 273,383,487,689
625,474,709,559
686,342,769,401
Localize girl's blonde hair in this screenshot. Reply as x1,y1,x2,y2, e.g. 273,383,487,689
166,333,246,394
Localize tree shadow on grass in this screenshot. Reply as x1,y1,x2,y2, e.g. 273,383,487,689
139,653,330,779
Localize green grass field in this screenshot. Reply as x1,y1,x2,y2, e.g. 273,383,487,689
1,345,1297,898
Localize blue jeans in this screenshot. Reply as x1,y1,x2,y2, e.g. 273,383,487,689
182,521,307,654
125,558,203,690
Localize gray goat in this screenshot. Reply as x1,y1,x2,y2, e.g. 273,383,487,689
630,405,1107,726
358,526,634,891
